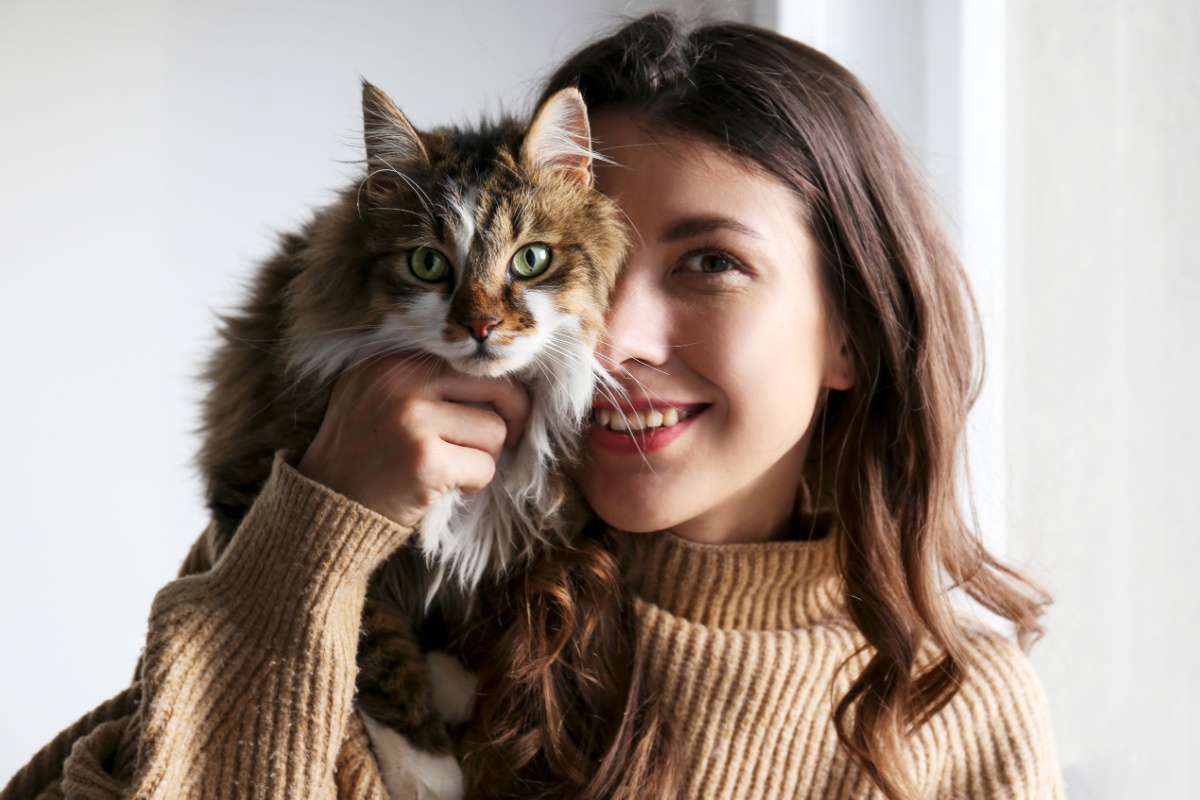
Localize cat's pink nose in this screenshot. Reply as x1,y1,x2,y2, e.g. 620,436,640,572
461,316,500,342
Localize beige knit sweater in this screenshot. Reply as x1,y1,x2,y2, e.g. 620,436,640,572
3,454,1065,799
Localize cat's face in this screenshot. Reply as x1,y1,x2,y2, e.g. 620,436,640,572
358,141,607,379
288,85,626,385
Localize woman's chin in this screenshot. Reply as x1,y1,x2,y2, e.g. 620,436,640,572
601,519,666,535
587,499,681,535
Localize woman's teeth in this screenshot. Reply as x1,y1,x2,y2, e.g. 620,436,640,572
594,406,683,432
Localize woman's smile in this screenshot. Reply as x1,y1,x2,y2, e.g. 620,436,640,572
587,400,708,454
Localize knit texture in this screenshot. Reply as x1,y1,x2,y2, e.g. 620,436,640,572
622,531,1066,799
3,454,1065,799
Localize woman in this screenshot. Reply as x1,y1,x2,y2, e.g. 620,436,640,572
3,13,1064,800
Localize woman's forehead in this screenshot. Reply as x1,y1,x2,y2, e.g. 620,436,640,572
590,112,806,239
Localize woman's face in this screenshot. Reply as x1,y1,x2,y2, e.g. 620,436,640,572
578,113,854,545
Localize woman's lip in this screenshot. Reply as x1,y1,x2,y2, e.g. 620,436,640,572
587,405,704,456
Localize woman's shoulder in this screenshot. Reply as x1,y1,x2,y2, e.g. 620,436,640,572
949,624,1055,722
920,624,1066,798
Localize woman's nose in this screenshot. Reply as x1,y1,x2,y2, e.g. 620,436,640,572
599,266,668,370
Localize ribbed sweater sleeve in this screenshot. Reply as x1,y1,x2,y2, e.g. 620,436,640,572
4,453,407,799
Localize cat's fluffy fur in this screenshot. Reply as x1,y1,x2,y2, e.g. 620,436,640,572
196,82,627,798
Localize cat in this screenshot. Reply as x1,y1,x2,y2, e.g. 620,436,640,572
195,80,628,798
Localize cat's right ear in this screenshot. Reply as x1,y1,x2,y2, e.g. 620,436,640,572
522,87,595,187
362,80,429,173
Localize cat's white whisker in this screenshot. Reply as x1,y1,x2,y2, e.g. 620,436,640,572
365,157,437,221
593,332,707,351
586,351,671,412
530,360,564,403
529,350,579,394
227,322,396,351
369,207,425,218
540,336,642,405
578,193,644,247
576,349,676,421
382,159,436,210
578,333,673,378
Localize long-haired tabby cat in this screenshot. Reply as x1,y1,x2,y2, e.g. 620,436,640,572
196,81,627,798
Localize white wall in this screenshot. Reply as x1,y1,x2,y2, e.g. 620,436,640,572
1006,1,1200,797
0,0,741,777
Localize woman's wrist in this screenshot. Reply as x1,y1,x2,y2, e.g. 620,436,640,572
206,451,415,608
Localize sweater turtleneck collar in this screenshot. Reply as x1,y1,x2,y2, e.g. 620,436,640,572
613,521,846,631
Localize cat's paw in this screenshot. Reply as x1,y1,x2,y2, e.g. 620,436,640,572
425,651,479,726
360,711,464,800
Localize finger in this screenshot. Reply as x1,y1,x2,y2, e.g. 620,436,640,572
435,441,498,497
433,373,531,450
338,356,531,450
423,400,508,464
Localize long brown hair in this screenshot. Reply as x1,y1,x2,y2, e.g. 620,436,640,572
460,522,679,799
464,12,1051,799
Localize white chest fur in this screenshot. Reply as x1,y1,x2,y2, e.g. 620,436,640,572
360,651,479,800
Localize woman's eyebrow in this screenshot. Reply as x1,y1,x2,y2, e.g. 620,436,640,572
659,215,764,243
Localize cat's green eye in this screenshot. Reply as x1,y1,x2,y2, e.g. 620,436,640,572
410,247,450,282
512,243,552,278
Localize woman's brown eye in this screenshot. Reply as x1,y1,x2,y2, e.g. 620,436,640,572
701,254,734,273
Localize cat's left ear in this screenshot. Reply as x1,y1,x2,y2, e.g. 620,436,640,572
521,88,594,187
362,80,429,170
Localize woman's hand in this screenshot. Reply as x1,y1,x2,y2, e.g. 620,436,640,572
297,357,530,529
